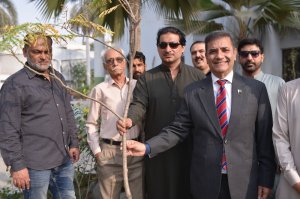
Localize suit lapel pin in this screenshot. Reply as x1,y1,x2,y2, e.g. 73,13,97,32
237,89,242,94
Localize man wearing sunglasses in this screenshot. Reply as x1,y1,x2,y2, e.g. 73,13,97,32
86,48,144,199
238,38,285,119
118,26,205,199
238,38,285,199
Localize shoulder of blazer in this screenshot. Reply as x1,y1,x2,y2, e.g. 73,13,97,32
184,75,211,94
233,73,270,103
233,72,265,90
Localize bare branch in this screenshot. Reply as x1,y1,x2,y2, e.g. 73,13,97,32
9,49,123,121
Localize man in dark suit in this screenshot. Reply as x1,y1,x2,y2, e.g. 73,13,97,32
117,31,276,199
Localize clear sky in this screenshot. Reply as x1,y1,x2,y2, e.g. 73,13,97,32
11,0,194,68
13,0,48,24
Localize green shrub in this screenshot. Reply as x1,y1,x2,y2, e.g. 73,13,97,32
0,187,22,199
72,101,98,199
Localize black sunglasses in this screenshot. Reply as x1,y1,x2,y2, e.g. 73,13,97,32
239,51,261,58
158,42,181,49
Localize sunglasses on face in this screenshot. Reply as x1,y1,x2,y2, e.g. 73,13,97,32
105,57,124,65
158,42,181,49
239,51,261,58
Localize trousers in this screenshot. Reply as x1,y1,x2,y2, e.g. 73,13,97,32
97,141,144,199
23,159,75,199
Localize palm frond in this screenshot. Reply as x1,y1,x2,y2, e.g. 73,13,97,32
0,0,18,26
29,0,68,20
167,18,223,35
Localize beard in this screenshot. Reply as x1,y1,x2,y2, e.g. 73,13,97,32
241,61,258,72
27,59,51,73
133,72,142,80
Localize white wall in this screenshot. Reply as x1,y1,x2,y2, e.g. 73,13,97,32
0,53,24,75
0,44,94,84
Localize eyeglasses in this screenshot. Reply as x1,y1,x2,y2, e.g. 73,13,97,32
105,57,124,65
239,51,261,58
158,42,181,49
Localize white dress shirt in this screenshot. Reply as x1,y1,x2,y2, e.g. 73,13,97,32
86,76,140,155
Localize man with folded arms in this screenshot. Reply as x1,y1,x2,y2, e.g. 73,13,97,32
86,48,143,199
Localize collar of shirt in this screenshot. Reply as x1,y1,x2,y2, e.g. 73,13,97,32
254,70,264,81
211,70,234,84
24,63,54,79
160,62,182,73
106,75,131,86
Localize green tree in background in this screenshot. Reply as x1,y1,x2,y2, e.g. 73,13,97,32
71,62,91,96
0,0,18,31
29,0,300,43
169,0,300,41
28,0,205,48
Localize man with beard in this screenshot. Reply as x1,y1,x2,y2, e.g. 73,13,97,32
0,33,80,199
190,41,210,75
118,26,205,199
127,51,147,80
238,38,284,198
238,38,284,119
86,48,144,199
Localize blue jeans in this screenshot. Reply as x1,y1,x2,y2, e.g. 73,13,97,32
23,160,76,199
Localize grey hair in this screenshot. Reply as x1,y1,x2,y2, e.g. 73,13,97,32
205,31,235,50
101,47,125,63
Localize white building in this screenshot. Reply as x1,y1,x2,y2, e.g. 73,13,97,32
0,42,94,89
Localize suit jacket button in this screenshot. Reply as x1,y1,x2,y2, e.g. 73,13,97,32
224,139,228,144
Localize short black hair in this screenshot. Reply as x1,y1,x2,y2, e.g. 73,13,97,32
238,38,264,53
126,51,146,67
205,31,235,51
156,26,186,46
133,51,146,64
23,32,53,49
190,40,205,52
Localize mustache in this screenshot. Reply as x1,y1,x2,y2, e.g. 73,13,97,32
111,66,122,70
195,57,204,60
212,57,230,64
245,61,256,65
27,60,50,71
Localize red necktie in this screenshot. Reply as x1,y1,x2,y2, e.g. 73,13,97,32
216,80,228,173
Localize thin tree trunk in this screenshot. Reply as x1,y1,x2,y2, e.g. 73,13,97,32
85,37,91,86
121,0,141,198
